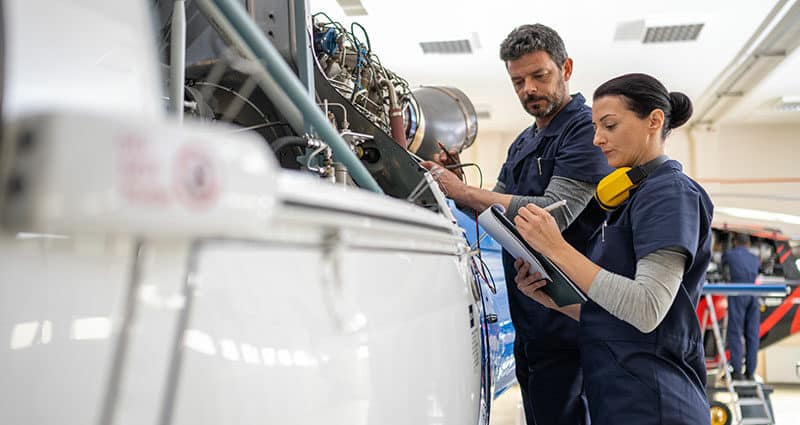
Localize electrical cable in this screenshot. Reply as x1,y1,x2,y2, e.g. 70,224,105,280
478,252,497,294
191,80,278,137
473,209,497,294
446,162,483,188
311,13,410,136
350,22,371,52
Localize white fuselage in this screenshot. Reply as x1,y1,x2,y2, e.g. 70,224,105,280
0,1,490,424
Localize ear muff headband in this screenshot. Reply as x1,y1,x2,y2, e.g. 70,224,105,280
595,155,669,211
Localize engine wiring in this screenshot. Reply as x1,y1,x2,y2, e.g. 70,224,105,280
311,13,413,137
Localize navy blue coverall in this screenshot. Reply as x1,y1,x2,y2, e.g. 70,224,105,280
497,93,611,425
723,246,761,378
582,160,713,425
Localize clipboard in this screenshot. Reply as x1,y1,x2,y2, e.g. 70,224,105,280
477,204,587,306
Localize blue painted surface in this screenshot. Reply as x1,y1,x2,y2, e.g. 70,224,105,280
449,202,517,399
702,283,788,296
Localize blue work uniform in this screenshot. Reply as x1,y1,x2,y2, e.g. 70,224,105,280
497,93,611,425
582,160,713,425
722,246,761,377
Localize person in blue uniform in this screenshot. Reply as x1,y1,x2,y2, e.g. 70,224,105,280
421,24,611,424
723,233,761,381
512,73,714,424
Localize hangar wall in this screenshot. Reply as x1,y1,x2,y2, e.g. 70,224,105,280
670,124,800,236
461,123,800,234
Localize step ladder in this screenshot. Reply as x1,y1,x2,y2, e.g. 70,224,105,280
732,380,773,425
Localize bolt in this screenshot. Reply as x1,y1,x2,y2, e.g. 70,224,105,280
6,174,24,197
17,129,35,153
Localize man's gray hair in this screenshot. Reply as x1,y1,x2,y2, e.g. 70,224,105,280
499,24,568,66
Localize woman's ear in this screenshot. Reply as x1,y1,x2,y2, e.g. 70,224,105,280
648,109,665,134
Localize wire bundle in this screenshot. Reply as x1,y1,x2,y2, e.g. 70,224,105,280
311,12,413,135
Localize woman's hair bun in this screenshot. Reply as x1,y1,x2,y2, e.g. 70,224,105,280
668,92,693,129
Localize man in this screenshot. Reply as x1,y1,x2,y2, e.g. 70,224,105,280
422,24,611,425
723,233,761,381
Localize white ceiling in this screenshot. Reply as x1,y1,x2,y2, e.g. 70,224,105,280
309,0,800,236
724,40,800,124
309,0,800,131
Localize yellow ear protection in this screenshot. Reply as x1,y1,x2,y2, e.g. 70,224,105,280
595,155,669,211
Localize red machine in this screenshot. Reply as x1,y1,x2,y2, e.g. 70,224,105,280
698,224,798,425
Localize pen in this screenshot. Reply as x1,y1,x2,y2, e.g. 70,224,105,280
543,199,567,212
437,141,458,164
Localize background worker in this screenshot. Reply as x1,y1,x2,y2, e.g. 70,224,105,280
422,24,611,424
723,233,761,381
513,73,713,424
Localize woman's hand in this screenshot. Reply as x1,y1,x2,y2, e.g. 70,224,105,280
514,259,581,321
514,203,567,259
514,259,559,310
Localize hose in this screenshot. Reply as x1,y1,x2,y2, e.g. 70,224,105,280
379,79,408,149
270,136,308,153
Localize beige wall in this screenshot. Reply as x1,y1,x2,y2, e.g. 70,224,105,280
460,129,521,190
669,124,800,235
461,122,800,234
668,124,800,181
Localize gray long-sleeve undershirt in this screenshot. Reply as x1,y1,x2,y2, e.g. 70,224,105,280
587,248,688,334
494,176,596,231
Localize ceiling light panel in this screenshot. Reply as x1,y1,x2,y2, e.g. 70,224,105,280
775,101,800,112
642,23,704,43
419,39,473,54
775,96,800,112
335,0,367,16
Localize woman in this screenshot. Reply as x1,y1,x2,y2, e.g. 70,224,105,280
513,73,713,424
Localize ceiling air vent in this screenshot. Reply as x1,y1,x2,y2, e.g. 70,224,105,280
475,105,492,119
335,0,367,16
614,20,704,43
420,39,474,54
643,23,704,43
774,96,800,112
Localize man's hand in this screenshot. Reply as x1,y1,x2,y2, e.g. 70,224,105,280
513,259,558,310
431,146,464,180
420,161,469,200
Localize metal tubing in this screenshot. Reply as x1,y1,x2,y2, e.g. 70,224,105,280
170,0,187,123
210,0,383,194
704,294,736,398
379,79,408,149
194,0,304,133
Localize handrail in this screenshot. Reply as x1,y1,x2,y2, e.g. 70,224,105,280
209,0,383,194
702,283,788,297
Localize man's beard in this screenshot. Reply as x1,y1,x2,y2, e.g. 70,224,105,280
523,83,566,119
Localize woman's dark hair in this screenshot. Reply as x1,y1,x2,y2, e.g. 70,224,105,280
593,73,692,138
499,24,567,67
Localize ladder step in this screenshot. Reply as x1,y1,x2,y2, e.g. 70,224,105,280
733,380,759,387
740,418,771,425
738,398,766,406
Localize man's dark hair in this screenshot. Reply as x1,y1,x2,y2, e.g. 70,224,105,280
593,73,693,138
734,233,751,246
499,24,567,66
